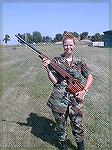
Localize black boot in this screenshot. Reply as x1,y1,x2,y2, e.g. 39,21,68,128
59,140,68,150
76,140,84,150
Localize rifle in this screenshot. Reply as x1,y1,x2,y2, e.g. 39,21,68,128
15,34,84,95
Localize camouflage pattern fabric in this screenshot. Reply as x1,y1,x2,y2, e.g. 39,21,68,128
47,53,91,142
51,93,84,142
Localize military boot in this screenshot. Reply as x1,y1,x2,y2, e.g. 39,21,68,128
59,140,68,150
76,140,84,150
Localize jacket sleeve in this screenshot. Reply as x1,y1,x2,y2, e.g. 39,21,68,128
81,59,91,79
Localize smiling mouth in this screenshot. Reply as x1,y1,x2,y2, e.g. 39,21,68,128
65,49,72,52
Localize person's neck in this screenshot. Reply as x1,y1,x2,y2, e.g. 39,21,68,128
65,53,73,60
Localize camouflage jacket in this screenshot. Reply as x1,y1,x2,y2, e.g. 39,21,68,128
47,53,91,113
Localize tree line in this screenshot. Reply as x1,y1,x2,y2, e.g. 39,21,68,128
3,31,104,44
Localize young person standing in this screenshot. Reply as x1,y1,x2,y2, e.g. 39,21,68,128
42,32,93,150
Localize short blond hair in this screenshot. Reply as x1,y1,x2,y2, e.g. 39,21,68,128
62,31,76,45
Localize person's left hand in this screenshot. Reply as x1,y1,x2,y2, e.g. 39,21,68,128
75,90,86,101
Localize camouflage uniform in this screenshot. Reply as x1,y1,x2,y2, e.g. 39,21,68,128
47,53,91,143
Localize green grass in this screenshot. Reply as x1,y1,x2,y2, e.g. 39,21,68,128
109,47,112,149
0,44,111,150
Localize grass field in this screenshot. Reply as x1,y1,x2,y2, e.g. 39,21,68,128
0,43,112,150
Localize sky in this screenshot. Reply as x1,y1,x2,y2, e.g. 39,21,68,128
2,2,111,45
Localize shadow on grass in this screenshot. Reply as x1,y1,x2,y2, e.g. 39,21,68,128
17,112,77,150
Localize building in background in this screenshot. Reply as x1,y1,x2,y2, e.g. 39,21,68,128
103,30,112,47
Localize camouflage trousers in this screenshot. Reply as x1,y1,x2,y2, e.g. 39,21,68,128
52,97,84,143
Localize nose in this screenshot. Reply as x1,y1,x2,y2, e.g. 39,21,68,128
66,45,70,48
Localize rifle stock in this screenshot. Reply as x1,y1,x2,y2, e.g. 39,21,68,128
15,34,84,95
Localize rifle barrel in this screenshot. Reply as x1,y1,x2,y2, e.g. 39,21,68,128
15,34,41,55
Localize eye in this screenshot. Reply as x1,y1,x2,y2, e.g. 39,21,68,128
64,44,73,47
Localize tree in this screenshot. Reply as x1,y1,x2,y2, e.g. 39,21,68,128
80,32,88,40
3,34,10,44
94,33,101,41
32,31,42,43
91,33,104,42
54,33,63,42
17,33,25,44
25,33,33,43
42,36,46,43
100,34,104,41
73,32,79,38
45,36,52,43
91,35,95,42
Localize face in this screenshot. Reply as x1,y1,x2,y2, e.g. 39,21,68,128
63,39,75,55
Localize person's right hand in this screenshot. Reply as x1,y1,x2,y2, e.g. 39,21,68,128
42,57,51,68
